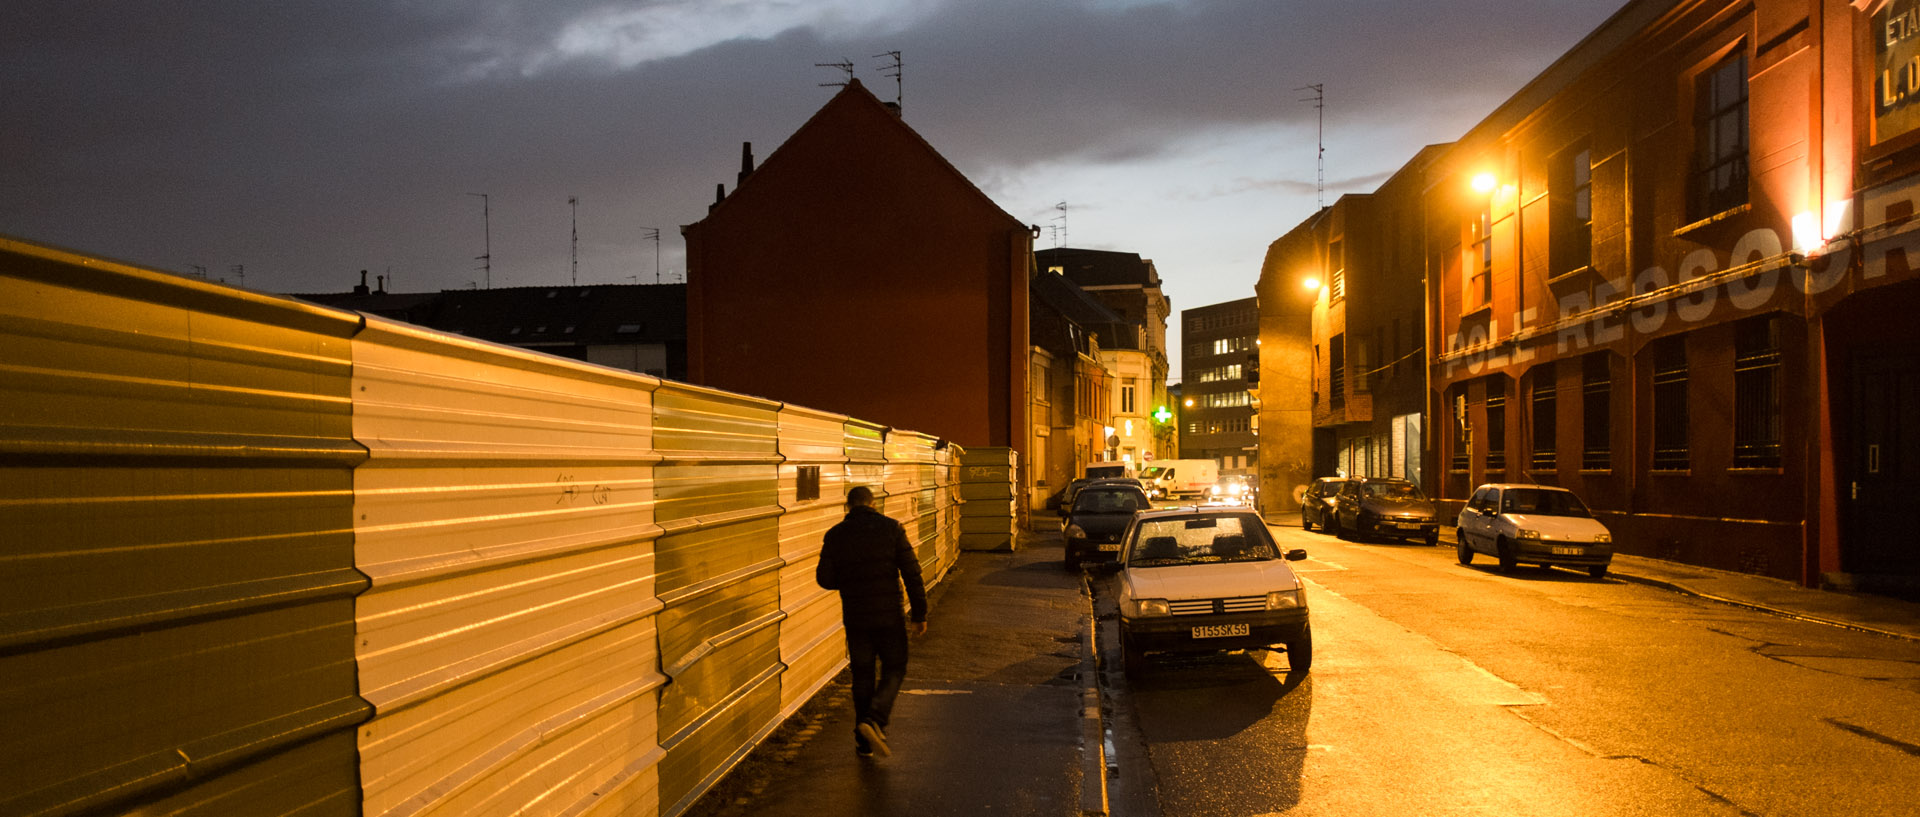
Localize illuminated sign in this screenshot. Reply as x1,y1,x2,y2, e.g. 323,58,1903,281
1877,0,1920,143
1152,405,1172,423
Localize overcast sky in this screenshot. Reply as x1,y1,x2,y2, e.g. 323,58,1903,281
2,0,1624,381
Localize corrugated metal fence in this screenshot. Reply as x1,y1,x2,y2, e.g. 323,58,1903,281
0,237,964,817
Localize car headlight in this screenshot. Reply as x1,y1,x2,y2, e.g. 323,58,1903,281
1265,589,1305,610
1594,533,1612,544
1517,529,1542,541
1210,486,1222,495
1064,524,1087,541
1121,597,1170,617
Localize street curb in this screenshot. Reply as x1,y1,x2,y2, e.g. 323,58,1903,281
1608,571,1920,643
1077,572,1110,817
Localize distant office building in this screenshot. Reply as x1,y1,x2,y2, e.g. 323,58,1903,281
1180,297,1258,474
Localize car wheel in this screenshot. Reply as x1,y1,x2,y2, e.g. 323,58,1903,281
1426,529,1440,548
1063,547,1079,570
1330,515,1347,540
1456,538,1474,565
1496,537,1518,573
1301,511,1312,531
1284,626,1313,673
1121,633,1146,679
1589,564,1609,579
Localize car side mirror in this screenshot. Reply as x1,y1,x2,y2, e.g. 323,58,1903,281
1284,548,1308,561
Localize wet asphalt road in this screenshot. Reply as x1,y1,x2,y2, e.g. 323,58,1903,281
1090,519,1920,817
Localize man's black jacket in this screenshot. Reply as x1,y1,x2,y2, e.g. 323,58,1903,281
816,505,928,626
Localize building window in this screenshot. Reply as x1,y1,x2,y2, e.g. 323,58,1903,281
1329,334,1346,409
1733,316,1782,468
1330,239,1346,301
1551,141,1592,276
1582,354,1611,470
1485,394,1507,473
1651,337,1690,471
1531,362,1557,470
1451,390,1470,472
1122,379,1136,414
1691,50,1749,221
1470,207,1493,308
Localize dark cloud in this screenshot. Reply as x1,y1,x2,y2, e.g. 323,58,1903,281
0,0,1625,294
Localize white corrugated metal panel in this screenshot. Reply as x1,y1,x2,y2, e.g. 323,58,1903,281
774,405,850,718
0,239,369,817
350,317,664,817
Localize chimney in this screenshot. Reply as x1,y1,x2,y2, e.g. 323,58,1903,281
737,141,754,186
710,182,726,212
376,274,386,294
352,269,370,296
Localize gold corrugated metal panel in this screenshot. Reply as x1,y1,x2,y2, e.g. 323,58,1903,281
348,318,663,817
776,404,845,470
657,661,782,816
843,419,886,463
652,382,779,460
774,404,851,717
654,464,778,527
0,240,368,817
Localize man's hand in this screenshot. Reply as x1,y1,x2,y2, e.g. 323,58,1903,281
911,621,928,637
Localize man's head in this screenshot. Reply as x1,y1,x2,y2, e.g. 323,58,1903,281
846,485,875,509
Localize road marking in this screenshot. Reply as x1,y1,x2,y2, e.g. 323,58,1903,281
901,689,972,696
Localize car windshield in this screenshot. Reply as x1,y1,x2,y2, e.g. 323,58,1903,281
1138,466,1165,480
1073,489,1145,514
1501,488,1592,518
1126,515,1277,566
1363,482,1425,500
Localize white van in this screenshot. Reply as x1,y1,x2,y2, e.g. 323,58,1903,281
1141,459,1218,499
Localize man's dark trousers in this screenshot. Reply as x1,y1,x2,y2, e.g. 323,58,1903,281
846,620,910,730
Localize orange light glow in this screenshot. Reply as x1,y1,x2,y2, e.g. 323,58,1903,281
1471,172,1498,194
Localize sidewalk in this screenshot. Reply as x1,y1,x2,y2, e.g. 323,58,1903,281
685,528,1101,817
1287,511,1920,643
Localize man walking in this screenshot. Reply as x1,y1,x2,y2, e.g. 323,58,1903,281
815,485,928,758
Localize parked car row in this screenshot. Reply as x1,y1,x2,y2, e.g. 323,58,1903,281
1301,476,1615,578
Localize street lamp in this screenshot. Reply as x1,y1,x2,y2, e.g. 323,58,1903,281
1303,276,1321,291
1471,172,1498,194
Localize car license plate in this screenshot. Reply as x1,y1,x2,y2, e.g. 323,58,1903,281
1098,543,1120,551
1551,546,1584,555
1192,624,1250,639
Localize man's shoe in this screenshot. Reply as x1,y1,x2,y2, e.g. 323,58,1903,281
856,720,891,758
856,743,874,758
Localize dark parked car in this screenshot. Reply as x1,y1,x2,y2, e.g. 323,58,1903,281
1300,477,1350,532
1053,477,1093,516
1062,482,1151,568
1330,478,1441,545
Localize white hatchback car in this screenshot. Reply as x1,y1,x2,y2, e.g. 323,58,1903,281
1455,484,1614,577
1115,507,1311,676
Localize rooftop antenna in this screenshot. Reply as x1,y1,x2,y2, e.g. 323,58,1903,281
229,264,244,290
1053,201,1068,249
569,196,579,285
815,59,853,88
642,227,662,284
1297,84,1325,208
874,50,902,109
467,192,491,289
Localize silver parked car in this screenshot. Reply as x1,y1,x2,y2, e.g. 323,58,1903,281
1455,484,1614,578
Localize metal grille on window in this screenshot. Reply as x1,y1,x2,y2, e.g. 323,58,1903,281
1651,338,1690,471
1733,316,1782,468
1329,334,1345,409
1582,354,1611,470
1532,362,1557,470
1485,394,1507,473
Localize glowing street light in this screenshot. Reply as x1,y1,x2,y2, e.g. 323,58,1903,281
1471,172,1498,194
1303,276,1322,291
